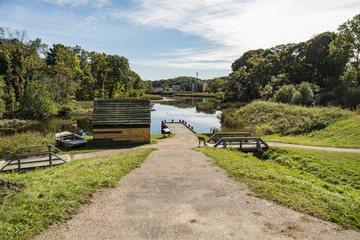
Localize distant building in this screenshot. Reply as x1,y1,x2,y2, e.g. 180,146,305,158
92,98,151,145
171,85,181,91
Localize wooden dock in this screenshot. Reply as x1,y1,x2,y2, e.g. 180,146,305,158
0,145,71,172
161,120,195,134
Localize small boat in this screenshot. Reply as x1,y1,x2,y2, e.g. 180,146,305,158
55,131,87,148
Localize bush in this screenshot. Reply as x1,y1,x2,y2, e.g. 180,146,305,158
274,85,296,104
317,85,360,110
296,82,314,106
20,81,58,119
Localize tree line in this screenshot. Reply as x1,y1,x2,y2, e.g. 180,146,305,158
0,28,145,119
224,14,360,109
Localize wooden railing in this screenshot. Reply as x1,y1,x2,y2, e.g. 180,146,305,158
207,132,252,143
0,145,69,171
206,133,268,152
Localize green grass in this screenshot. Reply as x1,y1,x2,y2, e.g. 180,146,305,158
140,94,163,100
263,116,360,148
174,93,217,98
195,133,210,141
151,134,175,140
0,148,155,240
221,100,359,148
197,147,360,230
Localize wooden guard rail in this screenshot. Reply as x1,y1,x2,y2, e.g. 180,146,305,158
207,132,252,143
206,132,268,152
0,144,69,171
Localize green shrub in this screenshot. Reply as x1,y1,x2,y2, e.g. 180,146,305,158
274,84,296,104
20,81,58,119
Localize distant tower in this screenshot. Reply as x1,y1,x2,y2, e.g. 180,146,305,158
196,72,199,78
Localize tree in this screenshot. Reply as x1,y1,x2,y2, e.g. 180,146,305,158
106,55,129,98
20,81,57,118
46,44,82,103
225,66,249,101
89,51,109,98
209,78,226,93
303,32,338,89
330,14,360,85
0,75,5,118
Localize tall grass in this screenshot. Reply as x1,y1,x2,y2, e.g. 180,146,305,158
0,132,55,160
222,100,349,135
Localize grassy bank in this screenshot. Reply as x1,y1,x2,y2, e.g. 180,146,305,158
0,148,155,240
140,94,163,100
197,147,360,230
0,119,28,131
195,101,217,111
221,100,359,148
174,93,217,98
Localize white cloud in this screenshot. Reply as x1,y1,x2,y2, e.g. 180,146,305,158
113,0,360,70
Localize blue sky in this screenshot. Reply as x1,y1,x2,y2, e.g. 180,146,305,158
1,0,360,80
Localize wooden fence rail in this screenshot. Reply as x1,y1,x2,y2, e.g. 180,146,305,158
0,145,71,171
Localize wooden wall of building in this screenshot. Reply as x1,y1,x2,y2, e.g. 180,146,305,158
93,125,150,145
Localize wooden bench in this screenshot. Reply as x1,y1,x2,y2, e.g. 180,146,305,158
163,128,171,137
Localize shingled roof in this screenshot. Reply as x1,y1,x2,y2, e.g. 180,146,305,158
92,98,151,126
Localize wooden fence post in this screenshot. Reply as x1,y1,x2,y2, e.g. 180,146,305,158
48,145,52,167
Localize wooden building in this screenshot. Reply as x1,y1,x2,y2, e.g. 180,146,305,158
92,98,151,145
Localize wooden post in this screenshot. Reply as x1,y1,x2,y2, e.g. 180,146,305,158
48,145,52,167
18,148,23,171
240,140,242,151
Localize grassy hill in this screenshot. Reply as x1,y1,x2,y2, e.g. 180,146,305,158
221,100,360,148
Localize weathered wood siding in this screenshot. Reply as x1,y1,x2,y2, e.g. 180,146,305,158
92,98,151,145
93,125,150,144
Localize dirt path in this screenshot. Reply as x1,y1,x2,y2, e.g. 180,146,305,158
35,127,360,239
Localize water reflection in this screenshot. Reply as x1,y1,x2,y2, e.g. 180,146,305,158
0,116,92,136
151,103,221,134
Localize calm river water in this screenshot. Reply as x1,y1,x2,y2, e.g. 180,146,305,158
1,97,221,136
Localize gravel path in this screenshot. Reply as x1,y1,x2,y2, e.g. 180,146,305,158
34,125,360,239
